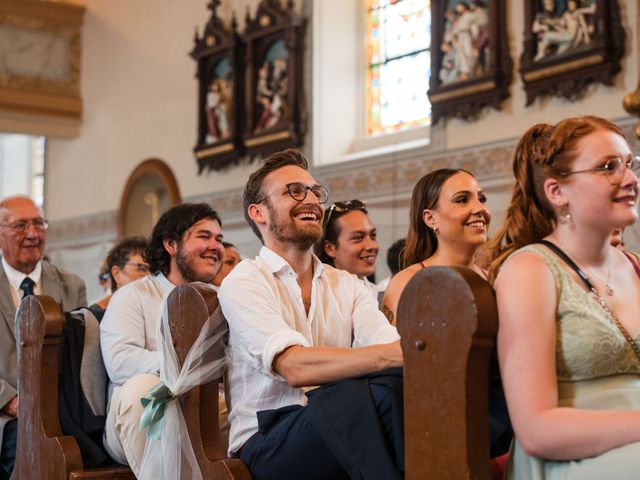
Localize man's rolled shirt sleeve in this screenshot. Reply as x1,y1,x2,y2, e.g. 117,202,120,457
350,275,400,347
220,269,311,380
100,285,161,385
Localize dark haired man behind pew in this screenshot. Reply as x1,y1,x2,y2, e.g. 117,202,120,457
219,149,404,479
100,203,225,476
0,195,86,479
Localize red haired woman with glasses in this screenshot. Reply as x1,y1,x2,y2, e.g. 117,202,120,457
486,116,640,479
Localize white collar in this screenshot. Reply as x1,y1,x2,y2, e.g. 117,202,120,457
155,271,177,290
259,245,324,281
2,256,42,290
155,271,218,293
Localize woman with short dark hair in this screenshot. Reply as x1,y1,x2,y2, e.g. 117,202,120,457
92,236,149,312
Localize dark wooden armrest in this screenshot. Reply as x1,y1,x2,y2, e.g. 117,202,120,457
398,266,498,480
167,284,252,480
69,465,136,479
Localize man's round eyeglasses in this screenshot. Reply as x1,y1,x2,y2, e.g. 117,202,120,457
560,156,640,185
256,182,329,204
0,219,49,233
323,199,368,227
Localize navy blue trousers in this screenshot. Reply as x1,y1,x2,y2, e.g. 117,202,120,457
239,382,396,480
0,418,17,480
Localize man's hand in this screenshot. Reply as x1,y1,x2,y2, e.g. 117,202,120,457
2,395,18,417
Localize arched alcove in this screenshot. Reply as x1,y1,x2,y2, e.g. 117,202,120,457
117,158,181,237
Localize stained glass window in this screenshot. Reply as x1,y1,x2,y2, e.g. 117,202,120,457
366,0,431,136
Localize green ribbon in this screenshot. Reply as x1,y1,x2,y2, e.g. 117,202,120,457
139,382,174,440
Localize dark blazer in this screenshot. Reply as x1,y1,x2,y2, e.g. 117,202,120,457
0,259,86,440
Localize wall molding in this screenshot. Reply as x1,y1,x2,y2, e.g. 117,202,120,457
0,0,84,136
47,115,640,250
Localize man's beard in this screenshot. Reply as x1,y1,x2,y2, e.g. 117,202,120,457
267,201,322,251
175,243,218,283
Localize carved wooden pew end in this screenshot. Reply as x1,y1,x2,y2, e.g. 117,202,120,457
14,286,251,480
14,295,134,479
398,266,498,480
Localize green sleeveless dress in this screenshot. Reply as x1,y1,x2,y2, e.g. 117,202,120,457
506,244,640,480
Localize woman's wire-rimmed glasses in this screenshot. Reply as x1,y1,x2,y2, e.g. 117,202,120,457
123,262,150,273
323,199,368,228
560,156,640,185
256,182,329,204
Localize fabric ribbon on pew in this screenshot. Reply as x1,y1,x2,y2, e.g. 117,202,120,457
137,284,228,480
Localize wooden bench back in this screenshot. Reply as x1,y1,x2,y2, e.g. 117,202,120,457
14,295,87,479
13,269,496,479
397,266,497,480
168,270,497,480
165,283,251,479
13,288,250,479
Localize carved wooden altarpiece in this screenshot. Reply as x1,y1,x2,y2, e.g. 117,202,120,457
191,0,243,172
520,0,624,105
241,0,306,156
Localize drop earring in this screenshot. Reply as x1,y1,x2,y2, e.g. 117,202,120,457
558,206,571,225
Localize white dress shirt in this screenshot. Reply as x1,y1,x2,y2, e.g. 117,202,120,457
100,273,175,399
363,277,384,302
219,246,400,455
1,257,42,308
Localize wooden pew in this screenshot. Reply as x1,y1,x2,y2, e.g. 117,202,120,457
14,295,133,479
165,284,251,479
14,265,496,479
13,287,250,480
164,267,497,479
398,266,498,480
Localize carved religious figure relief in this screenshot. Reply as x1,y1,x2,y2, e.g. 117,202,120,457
253,39,289,133
532,0,596,62
519,0,622,105
205,58,233,143
439,1,490,85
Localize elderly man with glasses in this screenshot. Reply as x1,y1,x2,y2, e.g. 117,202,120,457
219,149,404,480
0,195,86,479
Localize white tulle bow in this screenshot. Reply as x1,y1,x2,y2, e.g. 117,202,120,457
138,285,227,480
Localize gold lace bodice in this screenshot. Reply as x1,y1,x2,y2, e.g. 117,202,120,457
516,245,640,381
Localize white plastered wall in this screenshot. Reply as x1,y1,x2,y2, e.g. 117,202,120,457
47,0,638,221
42,0,640,286
45,0,296,222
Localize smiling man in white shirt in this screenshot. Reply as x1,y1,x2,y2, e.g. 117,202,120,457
219,149,403,479
100,202,225,475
